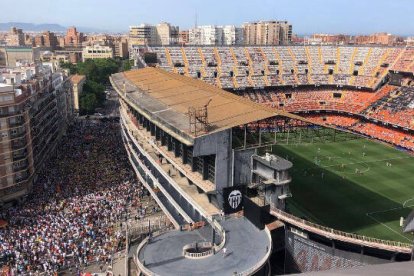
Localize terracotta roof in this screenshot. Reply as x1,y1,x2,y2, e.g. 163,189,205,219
70,74,86,85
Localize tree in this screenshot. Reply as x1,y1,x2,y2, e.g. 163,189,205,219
65,58,123,114
83,80,105,106
79,93,98,115
121,59,133,72
60,62,78,74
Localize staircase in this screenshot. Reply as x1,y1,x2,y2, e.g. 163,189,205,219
369,48,390,87
371,49,405,89
244,48,255,87
305,47,314,84
359,48,373,76
260,47,271,86
198,48,207,78
318,46,323,64
232,76,239,89
214,47,222,76
272,47,285,85
229,48,239,88
288,47,299,84
348,48,358,85
334,47,341,74
181,47,190,76
216,77,222,89
165,48,176,73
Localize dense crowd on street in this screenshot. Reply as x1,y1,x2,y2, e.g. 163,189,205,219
0,120,155,275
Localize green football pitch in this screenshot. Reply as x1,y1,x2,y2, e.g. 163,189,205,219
270,138,414,243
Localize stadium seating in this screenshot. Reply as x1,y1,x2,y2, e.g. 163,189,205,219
363,86,414,129
143,46,414,151
145,46,414,90
391,48,414,73
350,122,414,151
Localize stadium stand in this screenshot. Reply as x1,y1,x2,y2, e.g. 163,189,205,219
140,46,414,152
145,46,414,90
363,86,414,128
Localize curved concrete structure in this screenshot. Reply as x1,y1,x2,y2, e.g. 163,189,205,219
137,217,272,276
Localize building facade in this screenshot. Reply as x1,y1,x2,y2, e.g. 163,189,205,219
82,44,114,61
129,24,158,47
6,27,25,47
0,64,76,205
353,33,398,46
156,22,179,45
114,39,129,58
223,25,244,45
188,25,243,45
178,30,190,45
129,23,179,47
0,47,40,67
64,27,84,47
243,20,292,45
34,31,58,50
308,34,351,45
69,74,86,113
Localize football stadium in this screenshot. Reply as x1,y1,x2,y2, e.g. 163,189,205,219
116,45,414,274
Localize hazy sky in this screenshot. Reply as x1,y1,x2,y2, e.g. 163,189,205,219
2,0,414,35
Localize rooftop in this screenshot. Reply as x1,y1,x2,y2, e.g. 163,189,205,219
70,74,86,85
253,154,293,171
138,217,271,275
111,67,305,144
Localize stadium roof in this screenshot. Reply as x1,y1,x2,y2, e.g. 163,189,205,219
111,67,309,145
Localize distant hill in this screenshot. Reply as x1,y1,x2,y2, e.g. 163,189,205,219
0,22,66,32
0,22,107,33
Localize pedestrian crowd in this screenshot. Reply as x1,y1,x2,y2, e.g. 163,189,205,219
0,120,153,275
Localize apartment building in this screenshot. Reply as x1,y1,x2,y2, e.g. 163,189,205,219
223,25,244,45
114,38,129,58
129,24,158,47
179,30,190,45
129,22,179,47
308,34,351,45
64,27,84,46
353,33,398,46
6,27,25,47
33,31,59,50
243,20,292,45
0,63,78,205
156,22,179,45
82,44,114,61
188,25,243,45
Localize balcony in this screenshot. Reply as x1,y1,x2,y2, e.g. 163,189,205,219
12,151,28,162
10,129,26,140
11,139,27,150
12,161,29,172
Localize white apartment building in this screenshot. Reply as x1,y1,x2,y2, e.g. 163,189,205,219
223,25,244,45
189,25,243,45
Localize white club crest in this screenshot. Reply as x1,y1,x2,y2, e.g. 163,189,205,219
228,190,242,209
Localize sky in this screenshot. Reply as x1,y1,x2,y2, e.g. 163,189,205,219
2,0,414,35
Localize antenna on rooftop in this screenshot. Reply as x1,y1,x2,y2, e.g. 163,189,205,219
195,11,198,28
188,98,211,136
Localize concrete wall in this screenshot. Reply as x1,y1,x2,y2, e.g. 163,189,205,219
193,129,232,191
284,230,395,273
233,148,256,186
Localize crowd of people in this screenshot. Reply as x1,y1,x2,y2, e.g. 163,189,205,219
0,120,155,275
